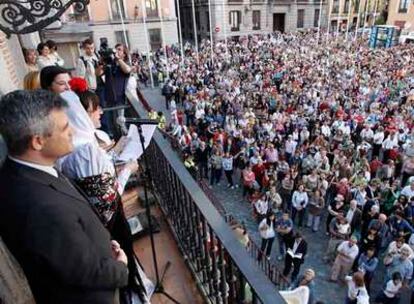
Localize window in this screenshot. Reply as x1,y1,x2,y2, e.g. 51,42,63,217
344,0,350,13
354,0,359,13
145,0,158,18
314,9,320,27
148,28,162,50
399,0,411,13
297,9,304,28
110,0,126,20
115,30,130,47
252,10,261,30
332,0,339,14
206,11,210,31
195,11,200,30
229,11,241,31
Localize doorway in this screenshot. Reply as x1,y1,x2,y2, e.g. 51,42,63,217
273,13,285,32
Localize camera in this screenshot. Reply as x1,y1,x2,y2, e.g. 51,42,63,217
99,38,115,65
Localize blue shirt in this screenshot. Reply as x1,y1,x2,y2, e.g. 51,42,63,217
358,253,378,277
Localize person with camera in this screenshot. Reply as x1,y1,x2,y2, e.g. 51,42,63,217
102,43,133,137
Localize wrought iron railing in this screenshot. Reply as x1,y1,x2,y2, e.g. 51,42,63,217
129,94,287,303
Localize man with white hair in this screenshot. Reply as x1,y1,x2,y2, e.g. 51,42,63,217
330,236,359,282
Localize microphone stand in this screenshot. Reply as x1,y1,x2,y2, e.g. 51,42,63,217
130,119,180,304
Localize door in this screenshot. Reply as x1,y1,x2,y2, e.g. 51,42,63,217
273,13,285,32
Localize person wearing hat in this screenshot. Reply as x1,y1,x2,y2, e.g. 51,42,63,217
289,268,315,304
330,236,359,282
40,66,71,94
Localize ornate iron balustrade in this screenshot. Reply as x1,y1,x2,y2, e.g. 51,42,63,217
0,0,89,37
129,98,287,303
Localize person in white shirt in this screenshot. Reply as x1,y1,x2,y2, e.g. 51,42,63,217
345,272,369,304
258,213,276,260
360,125,374,143
291,184,309,227
331,237,359,282
401,180,414,199
375,272,402,303
75,39,102,91
254,194,269,222
321,121,331,138
386,237,414,260
372,126,385,158
382,132,399,161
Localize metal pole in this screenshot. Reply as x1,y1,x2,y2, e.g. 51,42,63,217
373,0,378,25
326,0,332,41
141,0,155,88
175,0,185,68
157,0,169,77
336,0,342,37
191,0,200,66
354,0,362,41
317,0,323,43
345,0,352,41
362,0,370,36
115,0,131,64
222,0,228,58
208,0,214,67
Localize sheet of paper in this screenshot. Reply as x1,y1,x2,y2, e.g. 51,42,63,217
118,124,156,162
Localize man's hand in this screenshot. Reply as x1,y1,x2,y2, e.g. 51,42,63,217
111,240,128,266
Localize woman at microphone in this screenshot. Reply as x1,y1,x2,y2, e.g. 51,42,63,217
55,76,149,304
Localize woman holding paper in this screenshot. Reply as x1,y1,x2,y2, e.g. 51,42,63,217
55,77,150,303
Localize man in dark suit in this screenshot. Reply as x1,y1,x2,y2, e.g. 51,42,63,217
0,90,129,304
282,232,308,282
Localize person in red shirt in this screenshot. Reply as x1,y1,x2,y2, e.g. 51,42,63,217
253,159,266,189
370,156,383,177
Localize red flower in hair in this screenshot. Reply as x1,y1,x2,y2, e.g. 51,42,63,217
69,77,88,94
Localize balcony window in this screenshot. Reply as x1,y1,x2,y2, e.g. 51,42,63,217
344,0,350,13
115,30,130,47
149,28,162,50
252,10,261,30
354,0,359,13
229,11,241,32
206,11,210,30
399,0,411,13
314,9,320,27
110,0,126,20
146,0,159,18
332,0,339,14
297,9,304,29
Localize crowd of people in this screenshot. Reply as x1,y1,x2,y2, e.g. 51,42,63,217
150,31,414,304
4,29,414,304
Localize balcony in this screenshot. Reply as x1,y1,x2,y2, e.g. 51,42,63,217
128,91,287,303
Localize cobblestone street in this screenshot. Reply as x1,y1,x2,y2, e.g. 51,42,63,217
141,87,407,304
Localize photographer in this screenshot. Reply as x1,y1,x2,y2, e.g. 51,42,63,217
101,43,133,137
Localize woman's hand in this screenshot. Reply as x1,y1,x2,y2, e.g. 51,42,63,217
113,136,129,154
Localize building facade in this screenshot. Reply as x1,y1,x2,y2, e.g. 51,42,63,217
387,0,414,30
46,0,179,69
326,0,386,33
179,0,329,43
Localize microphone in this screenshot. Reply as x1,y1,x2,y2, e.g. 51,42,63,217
123,118,159,125
102,104,131,112
116,115,129,135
